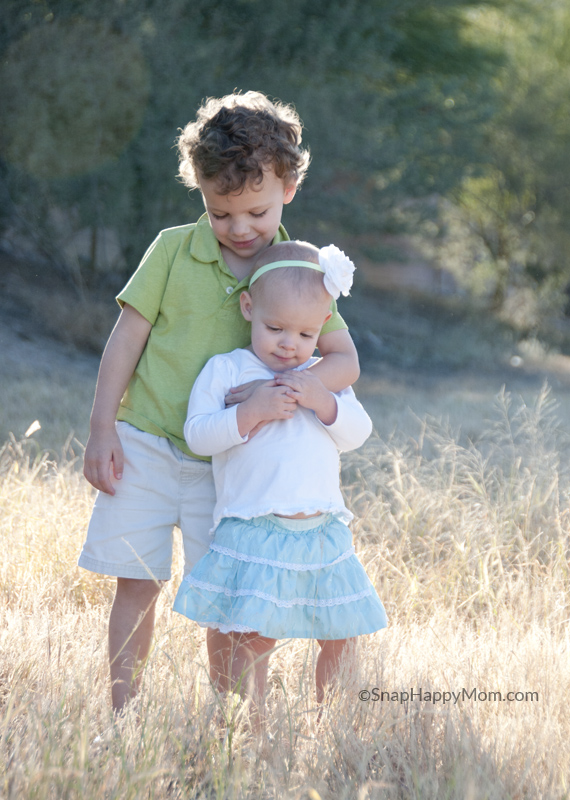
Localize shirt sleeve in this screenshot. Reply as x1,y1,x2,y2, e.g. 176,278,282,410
116,232,172,325
320,387,372,452
184,356,248,456
320,298,348,335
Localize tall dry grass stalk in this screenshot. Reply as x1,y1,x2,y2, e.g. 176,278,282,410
1,386,569,798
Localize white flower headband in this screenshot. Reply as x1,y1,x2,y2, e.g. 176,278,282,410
248,244,355,300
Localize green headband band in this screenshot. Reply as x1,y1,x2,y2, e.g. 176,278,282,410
249,259,324,287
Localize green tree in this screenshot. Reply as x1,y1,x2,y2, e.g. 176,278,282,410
0,0,503,290
437,2,570,329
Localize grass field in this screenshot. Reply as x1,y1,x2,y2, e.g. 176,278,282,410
2,275,570,797
2,372,570,797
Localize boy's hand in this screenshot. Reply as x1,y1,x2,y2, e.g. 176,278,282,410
225,379,267,406
274,370,338,426
237,381,297,436
83,428,124,495
82,303,152,494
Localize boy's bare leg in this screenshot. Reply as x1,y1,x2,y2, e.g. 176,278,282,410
109,577,162,713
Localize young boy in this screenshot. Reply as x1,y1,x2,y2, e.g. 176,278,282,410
79,91,359,712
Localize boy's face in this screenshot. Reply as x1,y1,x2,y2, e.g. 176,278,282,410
240,283,332,372
199,170,296,268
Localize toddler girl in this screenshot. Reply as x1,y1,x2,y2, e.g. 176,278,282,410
174,240,387,725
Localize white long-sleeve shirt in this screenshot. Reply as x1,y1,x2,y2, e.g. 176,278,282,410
184,349,372,530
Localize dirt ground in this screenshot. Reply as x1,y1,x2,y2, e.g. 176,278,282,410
3,253,570,451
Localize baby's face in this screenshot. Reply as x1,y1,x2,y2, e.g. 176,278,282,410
240,284,332,372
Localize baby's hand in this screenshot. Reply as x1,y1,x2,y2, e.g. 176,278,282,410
83,428,124,495
237,381,297,436
225,379,267,407
248,382,298,421
274,370,338,425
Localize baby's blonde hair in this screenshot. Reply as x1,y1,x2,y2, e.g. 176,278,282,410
248,241,330,302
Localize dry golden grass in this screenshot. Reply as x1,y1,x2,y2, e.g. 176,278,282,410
1,386,570,798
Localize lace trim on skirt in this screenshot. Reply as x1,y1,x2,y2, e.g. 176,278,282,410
184,575,373,608
208,542,355,571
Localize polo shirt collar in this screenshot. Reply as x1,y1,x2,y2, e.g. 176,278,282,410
190,213,223,264
190,212,291,270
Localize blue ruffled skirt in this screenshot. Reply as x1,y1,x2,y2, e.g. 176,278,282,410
173,514,387,640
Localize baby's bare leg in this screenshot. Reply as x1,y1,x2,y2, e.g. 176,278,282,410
109,577,162,713
207,628,234,692
316,638,356,706
231,632,276,730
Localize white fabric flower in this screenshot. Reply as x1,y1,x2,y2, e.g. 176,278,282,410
319,244,355,299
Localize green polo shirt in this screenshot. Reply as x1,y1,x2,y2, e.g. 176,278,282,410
116,214,348,458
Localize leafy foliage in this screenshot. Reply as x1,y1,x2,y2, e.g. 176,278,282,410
435,2,570,326
0,0,501,287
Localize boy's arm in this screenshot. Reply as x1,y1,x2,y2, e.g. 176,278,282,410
83,304,152,495
306,328,360,392
275,370,372,452
226,328,360,406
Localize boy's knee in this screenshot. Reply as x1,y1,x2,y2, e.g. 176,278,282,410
115,577,163,604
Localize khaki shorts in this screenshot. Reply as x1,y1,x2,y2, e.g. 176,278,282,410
78,422,215,580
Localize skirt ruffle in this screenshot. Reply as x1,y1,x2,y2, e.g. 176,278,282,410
174,514,387,639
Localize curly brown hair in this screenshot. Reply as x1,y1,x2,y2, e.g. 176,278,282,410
177,91,310,194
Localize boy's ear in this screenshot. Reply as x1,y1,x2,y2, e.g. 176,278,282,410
240,291,254,321
283,182,297,205
322,310,333,326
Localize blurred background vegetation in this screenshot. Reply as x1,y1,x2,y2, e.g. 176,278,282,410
2,0,570,354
